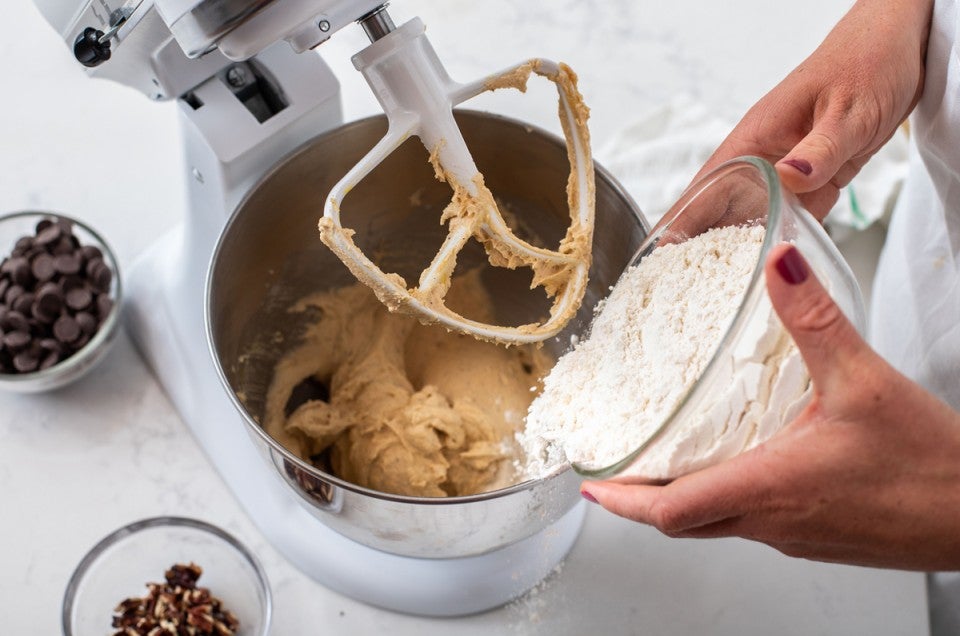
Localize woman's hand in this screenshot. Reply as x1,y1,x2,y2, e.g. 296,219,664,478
581,243,960,571
695,0,932,219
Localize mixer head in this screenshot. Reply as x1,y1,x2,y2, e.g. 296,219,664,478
319,8,596,345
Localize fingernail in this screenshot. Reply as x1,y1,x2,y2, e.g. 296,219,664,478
580,488,598,504
775,245,809,285
782,158,813,176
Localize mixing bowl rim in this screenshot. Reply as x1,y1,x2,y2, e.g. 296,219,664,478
61,515,272,636
0,209,122,388
571,155,787,478
204,108,649,505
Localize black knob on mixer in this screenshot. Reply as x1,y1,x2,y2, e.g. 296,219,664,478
73,27,112,67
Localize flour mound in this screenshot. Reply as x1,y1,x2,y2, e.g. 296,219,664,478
519,224,810,481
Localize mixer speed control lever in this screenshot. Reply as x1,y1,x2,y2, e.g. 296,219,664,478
72,0,145,68
73,27,111,67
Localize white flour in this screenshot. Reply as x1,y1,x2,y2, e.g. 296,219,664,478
519,224,810,481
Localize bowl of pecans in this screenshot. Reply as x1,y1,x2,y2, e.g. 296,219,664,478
62,516,271,636
0,211,120,392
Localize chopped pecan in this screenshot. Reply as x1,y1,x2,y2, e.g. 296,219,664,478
110,563,240,635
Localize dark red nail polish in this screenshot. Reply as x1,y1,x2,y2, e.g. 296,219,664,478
783,158,813,176
581,489,598,504
775,245,809,285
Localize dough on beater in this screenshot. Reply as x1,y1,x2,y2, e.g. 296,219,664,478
317,61,595,344
262,271,551,497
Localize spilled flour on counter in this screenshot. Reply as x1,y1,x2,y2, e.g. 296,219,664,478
519,224,811,481
505,563,565,634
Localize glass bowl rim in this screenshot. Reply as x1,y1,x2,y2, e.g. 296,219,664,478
571,155,785,478
0,210,122,387
61,515,273,636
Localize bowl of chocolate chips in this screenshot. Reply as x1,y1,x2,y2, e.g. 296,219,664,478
0,211,120,392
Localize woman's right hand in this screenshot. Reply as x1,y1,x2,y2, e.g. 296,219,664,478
695,0,932,219
581,243,960,571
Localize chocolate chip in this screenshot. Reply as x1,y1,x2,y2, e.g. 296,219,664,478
51,236,75,256
65,287,92,311
61,274,84,292
12,236,34,255
2,310,29,333
10,258,33,287
4,284,24,305
37,280,60,297
39,350,60,370
39,338,61,353
84,257,103,278
30,253,56,282
73,333,91,350
0,277,9,300
32,304,57,325
12,349,39,372
80,245,102,263
75,311,97,335
11,292,35,316
54,253,81,275
33,285,63,322
3,330,31,353
35,219,53,234
53,315,80,343
35,224,62,246
96,294,114,319
91,262,112,292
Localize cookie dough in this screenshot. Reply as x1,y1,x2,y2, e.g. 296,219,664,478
262,271,552,497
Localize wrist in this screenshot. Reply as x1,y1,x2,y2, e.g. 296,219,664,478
848,0,933,51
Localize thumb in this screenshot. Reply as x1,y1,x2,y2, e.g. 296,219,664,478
774,112,864,194
764,243,867,393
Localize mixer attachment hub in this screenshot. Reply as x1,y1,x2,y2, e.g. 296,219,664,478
358,4,395,42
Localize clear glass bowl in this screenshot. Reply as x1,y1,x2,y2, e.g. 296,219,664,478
0,211,121,393
62,517,272,636
572,156,866,481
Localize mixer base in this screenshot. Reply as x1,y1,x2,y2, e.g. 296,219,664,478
124,224,586,616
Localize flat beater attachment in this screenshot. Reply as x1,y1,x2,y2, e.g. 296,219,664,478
319,16,595,344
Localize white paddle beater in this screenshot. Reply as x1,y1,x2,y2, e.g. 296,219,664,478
319,8,595,344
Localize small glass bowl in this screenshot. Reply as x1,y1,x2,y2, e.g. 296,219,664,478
0,211,121,393
572,156,866,481
62,517,272,636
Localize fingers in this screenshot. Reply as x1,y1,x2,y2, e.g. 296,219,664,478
582,448,778,536
580,481,663,525
672,516,748,539
774,106,868,195
796,187,842,221
764,243,868,395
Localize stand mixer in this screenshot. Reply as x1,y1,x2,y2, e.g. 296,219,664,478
33,0,605,615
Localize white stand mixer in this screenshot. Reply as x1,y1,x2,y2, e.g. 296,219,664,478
33,0,586,615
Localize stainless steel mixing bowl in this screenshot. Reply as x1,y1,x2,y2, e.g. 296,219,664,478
207,110,648,559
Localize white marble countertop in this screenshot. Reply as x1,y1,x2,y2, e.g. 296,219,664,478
1,0,927,633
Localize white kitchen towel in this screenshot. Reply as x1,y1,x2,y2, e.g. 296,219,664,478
596,94,909,237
